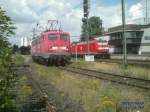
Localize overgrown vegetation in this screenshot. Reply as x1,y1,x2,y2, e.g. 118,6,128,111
70,60,94,68
70,60,150,80
13,54,25,65
33,63,150,112
15,75,33,109
0,7,18,111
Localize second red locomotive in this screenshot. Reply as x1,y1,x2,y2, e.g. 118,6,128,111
70,39,110,58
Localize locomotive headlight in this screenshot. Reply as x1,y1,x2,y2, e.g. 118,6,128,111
61,46,68,50
104,47,109,50
98,47,103,50
51,46,58,50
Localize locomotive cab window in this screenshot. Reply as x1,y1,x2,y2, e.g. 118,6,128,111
49,34,57,40
61,34,69,40
98,39,107,43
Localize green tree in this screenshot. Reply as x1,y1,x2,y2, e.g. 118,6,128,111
0,7,17,112
12,44,19,54
20,46,31,55
81,16,104,41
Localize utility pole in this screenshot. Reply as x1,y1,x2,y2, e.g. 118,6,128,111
145,0,148,24
121,0,127,69
83,0,90,55
75,43,78,62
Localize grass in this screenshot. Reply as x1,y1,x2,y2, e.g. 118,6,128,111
70,60,95,68
33,63,150,112
70,60,150,80
18,76,32,98
15,75,33,112
13,54,25,65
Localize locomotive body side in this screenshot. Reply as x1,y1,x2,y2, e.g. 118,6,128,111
70,40,110,58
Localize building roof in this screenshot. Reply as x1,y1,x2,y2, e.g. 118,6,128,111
140,24,150,29
107,24,141,34
106,24,150,34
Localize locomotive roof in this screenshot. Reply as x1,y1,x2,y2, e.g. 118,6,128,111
32,30,70,41
72,40,97,45
43,30,70,35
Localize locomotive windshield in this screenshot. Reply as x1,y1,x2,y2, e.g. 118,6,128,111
98,39,107,43
49,34,57,40
61,34,69,40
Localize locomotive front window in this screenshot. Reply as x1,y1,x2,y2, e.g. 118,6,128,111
61,34,69,40
49,34,57,40
98,39,107,43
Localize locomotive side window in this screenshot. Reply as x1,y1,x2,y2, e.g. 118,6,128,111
61,34,69,40
49,34,57,40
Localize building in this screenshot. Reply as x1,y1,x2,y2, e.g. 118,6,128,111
140,25,150,54
21,37,31,47
95,35,110,42
106,24,150,55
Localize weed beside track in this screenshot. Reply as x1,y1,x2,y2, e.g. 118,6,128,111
33,63,150,112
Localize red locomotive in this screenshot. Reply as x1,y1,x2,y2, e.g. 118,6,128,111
31,20,71,65
70,39,110,58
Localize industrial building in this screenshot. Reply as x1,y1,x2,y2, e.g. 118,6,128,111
106,24,150,55
20,37,31,47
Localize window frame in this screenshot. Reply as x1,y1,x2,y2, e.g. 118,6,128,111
60,34,69,41
48,34,57,41
144,36,150,40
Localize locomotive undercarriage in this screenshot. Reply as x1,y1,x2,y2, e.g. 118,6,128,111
95,53,110,59
32,54,71,66
71,53,110,59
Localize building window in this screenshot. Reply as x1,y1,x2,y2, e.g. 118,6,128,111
136,32,143,38
144,36,150,40
125,32,136,39
111,36,115,40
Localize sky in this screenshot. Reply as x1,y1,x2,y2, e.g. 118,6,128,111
0,0,149,45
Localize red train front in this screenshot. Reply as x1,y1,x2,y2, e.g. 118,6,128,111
70,39,110,58
31,21,71,65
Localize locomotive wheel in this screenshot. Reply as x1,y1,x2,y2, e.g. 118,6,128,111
43,59,49,66
61,62,66,66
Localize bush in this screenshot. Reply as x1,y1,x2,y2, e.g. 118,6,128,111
0,7,17,112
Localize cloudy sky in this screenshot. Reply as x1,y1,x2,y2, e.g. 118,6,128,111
0,0,149,45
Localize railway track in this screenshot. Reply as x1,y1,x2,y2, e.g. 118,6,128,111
72,58,150,68
18,65,56,112
98,59,150,68
60,66,150,90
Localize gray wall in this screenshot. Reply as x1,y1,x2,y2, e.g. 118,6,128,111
140,28,150,54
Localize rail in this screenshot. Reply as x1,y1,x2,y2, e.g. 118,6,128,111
17,64,56,112
60,66,150,90
98,59,150,68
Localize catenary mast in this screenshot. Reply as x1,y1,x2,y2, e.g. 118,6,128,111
82,0,90,54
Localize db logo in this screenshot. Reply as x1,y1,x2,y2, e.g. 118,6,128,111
80,46,83,50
